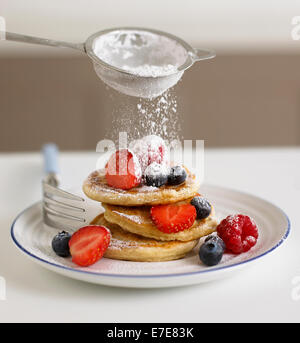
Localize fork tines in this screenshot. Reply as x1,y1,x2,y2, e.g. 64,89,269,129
42,181,86,230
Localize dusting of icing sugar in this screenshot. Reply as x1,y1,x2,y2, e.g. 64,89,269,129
121,64,177,77
108,89,182,145
109,237,166,251
109,238,141,250
224,214,256,229
144,162,169,177
134,184,158,192
129,148,142,180
93,30,185,78
135,90,181,142
111,211,144,224
129,135,168,173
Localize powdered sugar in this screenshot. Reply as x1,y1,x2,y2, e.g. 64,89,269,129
93,30,185,77
92,29,187,98
109,238,141,250
129,135,168,173
108,90,181,146
135,90,181,141
144,162,169,177
111,211,144,225
129,148,142,180
121,64,178,77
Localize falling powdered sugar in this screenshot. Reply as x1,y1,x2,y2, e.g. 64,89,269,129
135,89,181,142
109,89,181,145
99,32,183,146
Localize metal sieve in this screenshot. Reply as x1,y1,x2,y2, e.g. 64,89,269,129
2,27,215,98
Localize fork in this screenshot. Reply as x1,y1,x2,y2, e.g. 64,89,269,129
42,143,86,230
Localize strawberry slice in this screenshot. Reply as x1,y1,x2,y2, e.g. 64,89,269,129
69,225,111,267
150,204,197,233
105,149,141,190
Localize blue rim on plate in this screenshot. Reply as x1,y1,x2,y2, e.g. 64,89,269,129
11,196,291,279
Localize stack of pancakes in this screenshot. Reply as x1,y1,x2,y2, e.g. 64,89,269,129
83,168,218,262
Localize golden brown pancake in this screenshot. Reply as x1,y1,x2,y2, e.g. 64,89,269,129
102,199,218,242
82,168,200,206
91,214,199,262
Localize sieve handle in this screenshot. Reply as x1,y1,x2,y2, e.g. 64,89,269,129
1,31,85,52
192,48,216,61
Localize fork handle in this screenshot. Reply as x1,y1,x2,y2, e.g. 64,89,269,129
43,143,59,175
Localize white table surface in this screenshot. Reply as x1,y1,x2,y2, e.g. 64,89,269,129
0,147,299,323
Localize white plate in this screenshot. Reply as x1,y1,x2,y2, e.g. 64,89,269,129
11,185,290,288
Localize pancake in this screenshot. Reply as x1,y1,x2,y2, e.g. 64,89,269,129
102,200,218,242
82,168,200,206
91,213,199,262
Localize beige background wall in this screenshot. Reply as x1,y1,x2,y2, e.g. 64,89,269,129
0,53,299,151
1,0,300,151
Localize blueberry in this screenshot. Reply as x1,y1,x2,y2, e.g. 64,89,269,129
144,163,168,187
167,166,187,185
199,240,224,266
191,196,212,220
52,231,71,257
205,235,226,251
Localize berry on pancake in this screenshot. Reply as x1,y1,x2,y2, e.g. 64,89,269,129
168,166,187,186
150,203,197,233
144,162,169,187
130,135,168,173
191,196,212,220
105,149,142,190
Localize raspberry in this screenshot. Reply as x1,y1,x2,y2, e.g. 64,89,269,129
217,214,259,254
130,135,168,173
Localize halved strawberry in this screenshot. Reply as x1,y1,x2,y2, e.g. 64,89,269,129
105,149,142,190
150,204,197,233
69,225,111,267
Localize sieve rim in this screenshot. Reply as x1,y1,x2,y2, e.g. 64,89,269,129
84,26,198,78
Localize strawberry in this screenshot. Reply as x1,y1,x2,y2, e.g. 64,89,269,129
105,149,142,190
150,204,197,233
69,225,111,267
